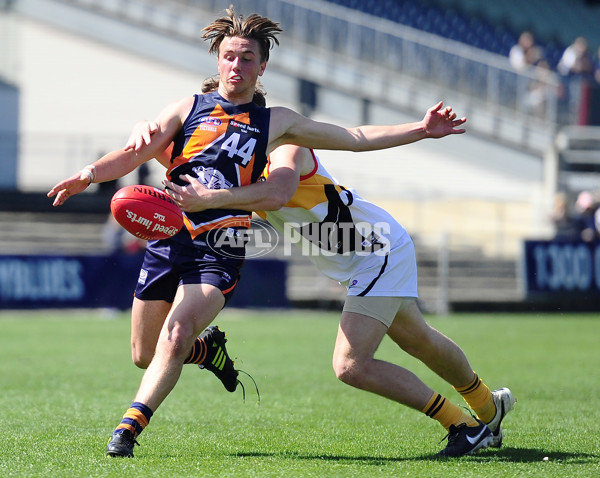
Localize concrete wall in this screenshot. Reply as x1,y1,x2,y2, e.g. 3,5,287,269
11,15,213,190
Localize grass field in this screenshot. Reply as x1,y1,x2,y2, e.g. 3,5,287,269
0,309,599,477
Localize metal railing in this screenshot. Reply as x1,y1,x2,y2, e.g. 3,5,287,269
214,0,562,117
19,0,569,151
174,1,566,137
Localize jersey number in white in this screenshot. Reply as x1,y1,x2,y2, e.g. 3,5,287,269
221,133,257,167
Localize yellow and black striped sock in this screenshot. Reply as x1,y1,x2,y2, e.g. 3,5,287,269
422,392,479,430
184,337,207,365
454,372,495,424
115,402,153,437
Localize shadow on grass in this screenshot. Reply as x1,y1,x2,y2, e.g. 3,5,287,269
231,447,599,464
231,451,426,464
475,447,599,464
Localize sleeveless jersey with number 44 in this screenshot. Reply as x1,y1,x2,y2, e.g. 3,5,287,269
166,91,270,248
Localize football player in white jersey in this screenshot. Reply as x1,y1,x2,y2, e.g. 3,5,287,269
129,107,515,458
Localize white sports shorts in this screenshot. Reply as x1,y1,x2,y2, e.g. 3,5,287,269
341,238,418,327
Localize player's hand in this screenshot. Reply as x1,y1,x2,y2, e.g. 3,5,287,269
422,101,466,138
163,174,214,212
124,120,159,152
47,172,91,206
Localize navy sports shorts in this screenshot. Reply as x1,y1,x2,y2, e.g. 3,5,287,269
134,240,244,303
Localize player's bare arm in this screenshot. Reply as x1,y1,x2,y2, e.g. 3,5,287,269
164,144,304,212
46,148,148,207
267,101,466,153
47,98,193,207
124,96,194,164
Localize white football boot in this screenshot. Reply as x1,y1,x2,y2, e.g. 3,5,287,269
487,387,516,447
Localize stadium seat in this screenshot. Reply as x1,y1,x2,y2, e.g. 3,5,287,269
321,0,600,69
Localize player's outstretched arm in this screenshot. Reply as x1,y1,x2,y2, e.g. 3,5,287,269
48,98,193,207
47,148,153,207
421,101,466,138
268,101,466,153
47,144,168,207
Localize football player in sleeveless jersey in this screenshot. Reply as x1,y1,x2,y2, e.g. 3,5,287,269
48,6,502,458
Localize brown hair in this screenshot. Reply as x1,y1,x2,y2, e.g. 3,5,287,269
202,5,282,63
201,75,267,107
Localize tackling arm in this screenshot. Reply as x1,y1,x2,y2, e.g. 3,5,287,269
163,144,303,213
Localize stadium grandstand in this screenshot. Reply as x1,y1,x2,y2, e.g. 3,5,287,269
1,0,599,312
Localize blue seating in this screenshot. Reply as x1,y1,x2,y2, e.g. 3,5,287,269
321,0,600,69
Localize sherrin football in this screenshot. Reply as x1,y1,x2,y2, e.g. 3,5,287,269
110,185,184,240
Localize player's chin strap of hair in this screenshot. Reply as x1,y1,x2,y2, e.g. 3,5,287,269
79,164,97,185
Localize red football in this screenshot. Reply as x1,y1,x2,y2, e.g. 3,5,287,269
110,185,184,240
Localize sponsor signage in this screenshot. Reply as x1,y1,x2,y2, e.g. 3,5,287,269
523,240,600,299
0,254,288,309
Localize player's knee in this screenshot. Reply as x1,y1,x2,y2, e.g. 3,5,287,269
333,361,353,384
154,322,195,360
131,348,152,369
332,355,362,387
133,356,151,369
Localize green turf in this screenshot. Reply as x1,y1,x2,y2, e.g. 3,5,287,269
0,309,598,477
